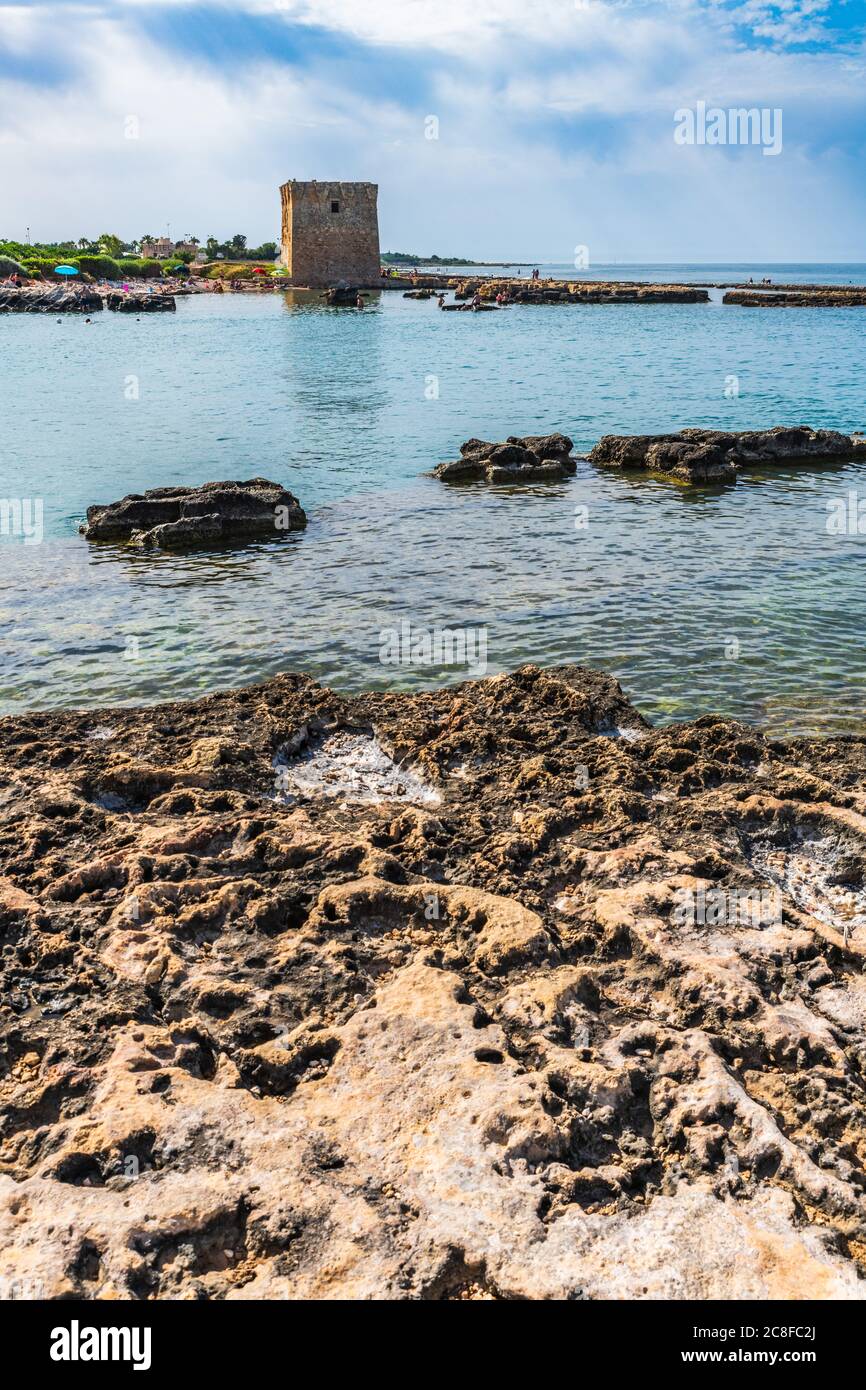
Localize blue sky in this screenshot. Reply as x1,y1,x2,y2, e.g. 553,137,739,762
0,0,863,260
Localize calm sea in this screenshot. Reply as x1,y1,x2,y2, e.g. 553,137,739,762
2,263,865,734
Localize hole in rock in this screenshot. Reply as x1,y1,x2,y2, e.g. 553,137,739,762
273,731,440,806
748,833,866,941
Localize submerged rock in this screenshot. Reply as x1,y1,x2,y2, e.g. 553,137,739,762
590,425,866,484
80,478,307,548
3,662,866,1299
104,291,176,313
434,432,577,484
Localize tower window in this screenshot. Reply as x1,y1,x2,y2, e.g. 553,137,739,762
330,200,340,214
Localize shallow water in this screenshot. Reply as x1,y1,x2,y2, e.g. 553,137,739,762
2,273,865,734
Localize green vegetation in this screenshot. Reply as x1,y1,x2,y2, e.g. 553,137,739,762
203,235,278,262
198,262,277,281
0,230,276,280
382,251,487,266
0,236,187,281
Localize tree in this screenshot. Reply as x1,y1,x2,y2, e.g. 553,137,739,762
98,233,124,257
205,237,219,260
230,234,247,254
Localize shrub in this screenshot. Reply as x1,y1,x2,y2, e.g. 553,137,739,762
21,257,62,279
76,254,122,279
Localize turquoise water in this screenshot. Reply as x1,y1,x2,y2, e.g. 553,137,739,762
2,268,866,733
421,262,866,287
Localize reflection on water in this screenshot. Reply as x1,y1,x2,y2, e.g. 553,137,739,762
2,288,865,733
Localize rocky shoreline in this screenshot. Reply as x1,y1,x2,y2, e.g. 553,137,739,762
0,286,176,314
3,663,866,1299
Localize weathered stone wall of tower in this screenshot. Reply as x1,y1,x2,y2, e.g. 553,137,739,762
280,181,380,287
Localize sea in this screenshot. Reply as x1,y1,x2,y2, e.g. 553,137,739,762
2,262,865,735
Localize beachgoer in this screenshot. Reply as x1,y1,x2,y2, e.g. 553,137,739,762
356,294,365,308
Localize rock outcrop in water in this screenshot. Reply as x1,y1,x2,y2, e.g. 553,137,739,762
452,279,710,306
589,426,866,483
0,286,103,314
0,286,177,315
434,434,577,484
3,663,866,1300
104,292,176,313
724,290,866,308
80,479,307,549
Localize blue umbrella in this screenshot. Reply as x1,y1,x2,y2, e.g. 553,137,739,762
55,265,79,276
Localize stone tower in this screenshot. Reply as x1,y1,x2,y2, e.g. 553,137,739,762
279,180,380,287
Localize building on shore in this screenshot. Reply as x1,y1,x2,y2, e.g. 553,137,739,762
140,237,174,259
279,180,380,287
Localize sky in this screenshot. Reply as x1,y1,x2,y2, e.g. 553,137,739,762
0,0,864,261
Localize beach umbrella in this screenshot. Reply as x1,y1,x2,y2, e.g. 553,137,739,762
252,266,269,275
54,265,79,276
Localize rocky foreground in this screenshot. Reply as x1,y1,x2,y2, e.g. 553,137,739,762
590,426,866,484
2,664,866,1299
80,479,306,549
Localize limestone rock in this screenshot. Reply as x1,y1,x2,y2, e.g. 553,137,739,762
79,478,307,548
434,433,577,485
589,425,865,484
3,663,866,1298
104,291,176,313
0,286,102,314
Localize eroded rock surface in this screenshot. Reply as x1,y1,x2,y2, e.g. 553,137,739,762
2,664,866,1299
454,279,709,306
724,290,866,308
434,434,577,484
80,479,307,549
0,286,103,314
104,292,176,313
590,425,866,484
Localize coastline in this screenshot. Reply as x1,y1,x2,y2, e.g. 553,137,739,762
3,662,866,1298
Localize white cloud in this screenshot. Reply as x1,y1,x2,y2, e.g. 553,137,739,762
0,0,863,257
